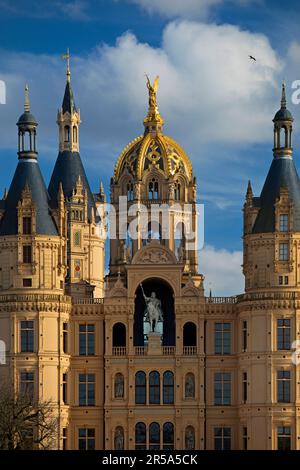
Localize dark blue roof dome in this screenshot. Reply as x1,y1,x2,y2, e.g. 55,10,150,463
273,108,293,122
17,111,38,126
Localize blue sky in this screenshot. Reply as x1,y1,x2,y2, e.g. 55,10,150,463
0,0,300,294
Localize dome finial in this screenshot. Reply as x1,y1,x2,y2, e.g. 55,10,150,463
61,48,71,82
144,74,164,132
24,84,30,113
281,80,286,109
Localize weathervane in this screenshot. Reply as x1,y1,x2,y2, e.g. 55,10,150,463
61,48,71,81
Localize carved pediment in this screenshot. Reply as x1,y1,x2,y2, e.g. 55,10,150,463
132,241,177,265
182,277,200,297
107,275,128,298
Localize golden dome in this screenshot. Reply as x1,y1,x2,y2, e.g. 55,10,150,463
113,76,193,183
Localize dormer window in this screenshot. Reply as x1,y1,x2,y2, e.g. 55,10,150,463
174,181,181,201
279,214,288,232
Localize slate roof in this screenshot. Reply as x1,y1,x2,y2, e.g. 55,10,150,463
48,150,97,220
62,81,77,114
0,159,58,236
252,157,300,233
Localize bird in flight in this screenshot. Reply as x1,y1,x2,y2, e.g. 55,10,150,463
249,55,256,61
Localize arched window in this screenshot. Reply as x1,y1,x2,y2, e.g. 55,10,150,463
149,371,160,404
127,182,134,201
185,373,195,399
163,422,174,449
24,130,31,151
174,222,185,260
174,181,181,201
64,125,70,142
148,179,159,200
114,373,124,399
163,371,174,404
114,426,124,450
73,126,78,143
135,371,146,404
183,322,197,347
135,422,146,450
185,426,195,450
112,323,126,347
149,422,160,450
143,221,162,245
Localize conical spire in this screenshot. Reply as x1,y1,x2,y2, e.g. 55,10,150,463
246,180,253,201
281,81,286,109
61,48,77,114
24,84,30,112
143,75,164,133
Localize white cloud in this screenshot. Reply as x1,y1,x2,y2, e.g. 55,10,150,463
0,19,290,207
201,245,243,296
127,0,257,19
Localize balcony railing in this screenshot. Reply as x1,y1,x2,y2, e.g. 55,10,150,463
73,298,104,305
112,347,127,356
135,346,146,356
162,346,175,355
205,296,237,304
183,346,197,355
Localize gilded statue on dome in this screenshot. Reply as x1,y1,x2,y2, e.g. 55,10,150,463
146,75,159,114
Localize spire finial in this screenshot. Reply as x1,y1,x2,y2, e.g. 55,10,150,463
24,84,30,112
281,80,286,109
143,74,164,131
61,48,71,82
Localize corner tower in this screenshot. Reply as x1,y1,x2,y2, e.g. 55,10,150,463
0,87,71,449
48,52,105,298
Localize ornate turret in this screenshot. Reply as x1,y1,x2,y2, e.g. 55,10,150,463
273,82,293,159
0,86,57,236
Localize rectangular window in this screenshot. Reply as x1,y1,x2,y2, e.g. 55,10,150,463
79,373,95,406
277,370,290,403
23,278,32,287
214,372,231,406
23,245,32,263
277,426,291,450
242,372,247,403
285,276,289,285
62,373,67,404
280,214,289,232
78,428,95,450
23,217,32,235
214,427,231,450
63,322,68,354
277,319,291,350
243,427,248,451
79,324,95,356
242,321,247,351
62,428,67,451
279,243,289,261
279,276,283,285
20,320,34,352
20,371,34,400
215,323,231,355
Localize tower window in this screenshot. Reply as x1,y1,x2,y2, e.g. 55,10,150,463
62,428,67,450
242,320,247,351
277,319,291,350
127,182,134,201
20,371,34,400
174,181,181,201
243,427,248,451
23,245,32,264
73,126,77,143
74,231,81,247
148,179,159,200
23,278,32,287
277,370,290,403
280,214,288,232
22,217,32,235
279,243,289,261
64,126,70,142
277,426,291,451
62,373,68,404
63,322,68,354
242,372,247,403
20,320,34,353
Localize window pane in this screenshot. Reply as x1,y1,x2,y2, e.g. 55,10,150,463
135,372,146,405
149,422,160,449
149,371,160,404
